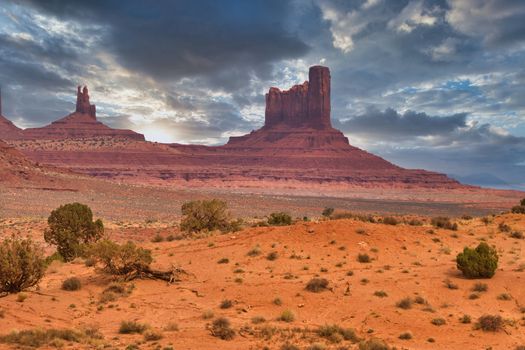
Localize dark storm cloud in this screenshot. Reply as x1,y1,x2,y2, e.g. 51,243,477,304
15,0,309,90
337,106,525,186
336,108,467,138
2,0,525,186
375,122,525,187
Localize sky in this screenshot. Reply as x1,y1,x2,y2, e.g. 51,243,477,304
1,0,524,188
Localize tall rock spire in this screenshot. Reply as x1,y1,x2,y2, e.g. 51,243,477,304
264,66,332,129
76,85,96,118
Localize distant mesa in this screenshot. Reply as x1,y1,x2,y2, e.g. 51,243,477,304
0,86,144,141
2,66,464,189
0,88,24,140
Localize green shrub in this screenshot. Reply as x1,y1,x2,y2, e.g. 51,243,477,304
180,199,236,233
431,217,458,230
306,278,329,293
511,205,525,214
0,236,45,294
267,212,292,226
456,242,498,278
62,277,81,291
210,317,235,340
521,198,525,206
44,203,104,261
88,240,152,275
322,207,334,217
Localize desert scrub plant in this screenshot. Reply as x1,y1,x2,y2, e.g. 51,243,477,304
444,279,459,289
251,316,266,324
143,329,163,341
279,309,295,322
396,297,413,310
266,251,279,261
431,216,458,230
119,321,148,334
322,207,334,217
431,318,446,326
497,293,512,301
305,278,329,293
374,290,388,298
382,216,398,225
358,338,390,350
267,212,292,226
357,253,371,263
512,205,525,214
44,203,104,261
459,315,471,323
151,233,164,243
220,299,233,309
317,324,358,343
247,245,262,257
0,328,101,348
88,239,152,276
476,315,503,332
62,277,81,291
0,235,45,294
511,199,525,214
456,242,498,278
210,317,235,340
180,199,238,233
398,332,412,340
472,282,488,292
510,231,524,239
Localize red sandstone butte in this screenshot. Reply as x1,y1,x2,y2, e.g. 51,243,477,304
264,65,330,129
0,90,23,140
22,86,145,141
7,66,464,189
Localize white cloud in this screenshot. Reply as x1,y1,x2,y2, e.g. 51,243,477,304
388,1,438,33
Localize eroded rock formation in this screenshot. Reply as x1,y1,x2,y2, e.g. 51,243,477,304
76,86,97,118
21,86,144,141
265,66,331,129
6,67,464,189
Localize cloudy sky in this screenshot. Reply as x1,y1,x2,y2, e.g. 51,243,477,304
1,0,524,188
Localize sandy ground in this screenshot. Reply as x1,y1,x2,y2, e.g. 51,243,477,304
1,212,524,350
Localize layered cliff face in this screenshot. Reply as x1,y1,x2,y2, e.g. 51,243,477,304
21,86,145,141
0,115,23,140
264,65,331,129
6,66,464,189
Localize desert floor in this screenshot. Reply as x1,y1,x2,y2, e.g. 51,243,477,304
1,209,524,350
